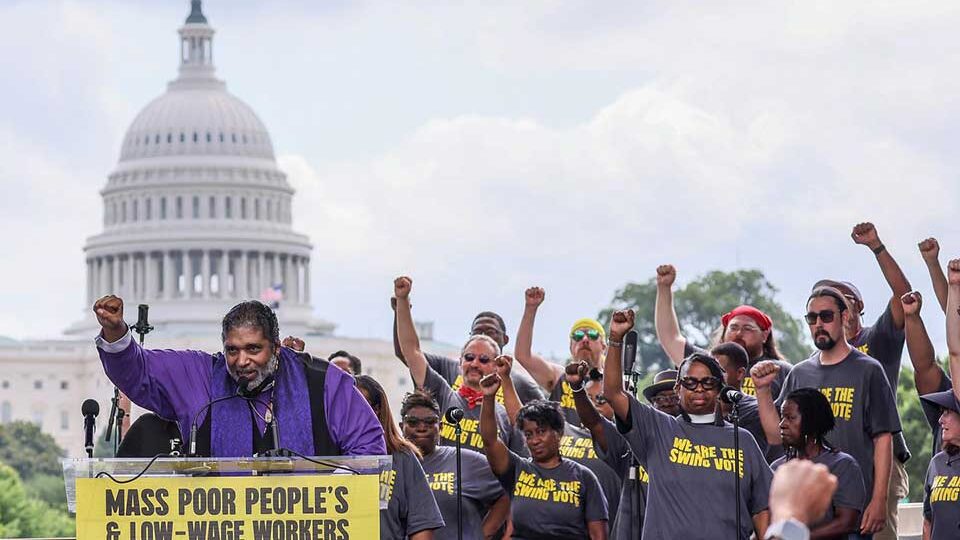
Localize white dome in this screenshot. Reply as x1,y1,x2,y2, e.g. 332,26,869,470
119,84,275,161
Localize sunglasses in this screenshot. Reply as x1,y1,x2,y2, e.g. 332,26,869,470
462,353,492,364
571,329,601,342
678,376,722,391
403,415,439,428
804,310,837,325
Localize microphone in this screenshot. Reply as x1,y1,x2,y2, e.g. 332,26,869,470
131,304,154,337
444,406,464,425
622,330,639,374
188,383,249,457
82,399,99,458
720,386,745,405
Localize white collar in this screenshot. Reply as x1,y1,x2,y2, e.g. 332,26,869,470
688,413,715,424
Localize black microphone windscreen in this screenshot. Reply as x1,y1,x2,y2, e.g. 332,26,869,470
82,399,100,417
720,387,744,404
444,406,464,424
137,304,149,325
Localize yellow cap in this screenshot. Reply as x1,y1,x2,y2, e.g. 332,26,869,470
569,318,605,339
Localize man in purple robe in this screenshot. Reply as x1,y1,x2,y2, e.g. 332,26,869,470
93,295,385,457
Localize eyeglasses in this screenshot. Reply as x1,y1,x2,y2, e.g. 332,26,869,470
403,415,439,428
678,376,722,391
571,329,601,342
804,310,837,325
726,324,761,334
462,353,492,364
652,394,680,405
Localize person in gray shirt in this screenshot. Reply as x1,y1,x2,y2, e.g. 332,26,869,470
605,309,773,540
400,391,509,540
919,390,960,540
772,387,866,539
355,376,444,540
480,376,609,539
712,341,778,462
753,286,900,537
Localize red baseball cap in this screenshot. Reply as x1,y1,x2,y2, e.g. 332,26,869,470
721,305,773,331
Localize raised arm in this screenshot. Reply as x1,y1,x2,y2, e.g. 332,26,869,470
919,238,948,313
946,259,960,401
566,361,608,449
901,291,946,395
514,287,563,391
479,373,511,476
390,297,406,364
394,276,428,387
851,222,912,328
495,355,523,424
603,310,635,423
654,265,687,365
750,361,783,445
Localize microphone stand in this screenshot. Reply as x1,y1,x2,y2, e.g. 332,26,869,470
730,401,741,540
455,421,463,540
107,305,153,455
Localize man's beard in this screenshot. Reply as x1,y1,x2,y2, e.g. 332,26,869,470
237,355,279,391
814,333,837,351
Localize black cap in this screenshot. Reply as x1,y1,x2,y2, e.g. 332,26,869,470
642,369,679,401
920,390,960,414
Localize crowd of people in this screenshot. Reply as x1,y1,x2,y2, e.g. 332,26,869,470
92,223,960,540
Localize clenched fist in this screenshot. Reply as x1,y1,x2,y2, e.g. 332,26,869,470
93,295,127,342
394,276,413,299
525,287,545,308
900,291,922,317
918,237,940,262
564,361,590,389
851,222,882,250
656,265,677,288
282,336,305,352
480,373,501,397
609,309,635,341
749,360,781,390
949,259,960,286
495,355,514,378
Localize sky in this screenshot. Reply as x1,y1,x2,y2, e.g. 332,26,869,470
1,0,959,359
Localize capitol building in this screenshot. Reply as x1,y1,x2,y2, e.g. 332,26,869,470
0,0,451,456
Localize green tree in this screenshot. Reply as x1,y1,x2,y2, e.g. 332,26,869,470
0,462,74,537
599,269,810,375
897,367,935,502
0,421,66,481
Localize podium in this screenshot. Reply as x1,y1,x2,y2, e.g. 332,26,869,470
61,455,392,540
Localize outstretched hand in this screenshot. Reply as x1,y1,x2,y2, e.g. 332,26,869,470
394,276,413,299
609,309,635,340
900,291,922,317
656,264,677,288
851,222,882,250
93,295,126,341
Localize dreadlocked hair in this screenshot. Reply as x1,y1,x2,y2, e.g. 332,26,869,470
784,387,837,454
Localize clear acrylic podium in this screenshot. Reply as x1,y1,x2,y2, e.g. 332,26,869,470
61,455,393,513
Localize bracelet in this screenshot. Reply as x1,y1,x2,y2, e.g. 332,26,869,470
607,338,623,348
872,243,886,255
569,382,585,393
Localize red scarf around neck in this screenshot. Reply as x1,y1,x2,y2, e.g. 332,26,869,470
458,385,484,409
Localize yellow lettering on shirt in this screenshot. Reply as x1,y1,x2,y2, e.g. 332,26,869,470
440,417,485,449
930,476,960,503
817,387,856,421
380,469,397,501
741,377,757,397
513,470,581,507
428,472,456,496
559,381,576,410
559,434,599,460
856,343,870,355
667,437,745,478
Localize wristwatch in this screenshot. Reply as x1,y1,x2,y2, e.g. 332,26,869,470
764,518,809,540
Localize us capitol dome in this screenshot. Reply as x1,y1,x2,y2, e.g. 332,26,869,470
66,0,332,337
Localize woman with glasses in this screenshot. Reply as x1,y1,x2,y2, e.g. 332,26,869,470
394,276,523,455
480,374,609,539
400,390,510,540
355,376,444,540
604,309,773,540
772,388,866,539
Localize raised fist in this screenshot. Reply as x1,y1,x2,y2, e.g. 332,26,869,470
900,291,922,317
851,222,881,249
656,265,677,288
525,287,545,308
564,361,589,388
749,360,781,390
495,355,514,378
394,276,413,299
609,309,635,340
949,259,960,286
918,238,940,262
479,373,501,397
282,336,305,352
93,295,126,339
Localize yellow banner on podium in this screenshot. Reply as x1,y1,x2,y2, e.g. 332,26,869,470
75,473,380,540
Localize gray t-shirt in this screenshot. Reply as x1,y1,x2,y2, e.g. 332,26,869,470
617,394,772,540
562,424,623,524
923,450,960,540
422,365,524,456
850,304,910,461
548,373,583,427
776,349,901,495
684,341,792,399
426,352,545,404
420,446,504,540
380,448,445,539
593,418,648,540
497,451,609,539
771,451,865,529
